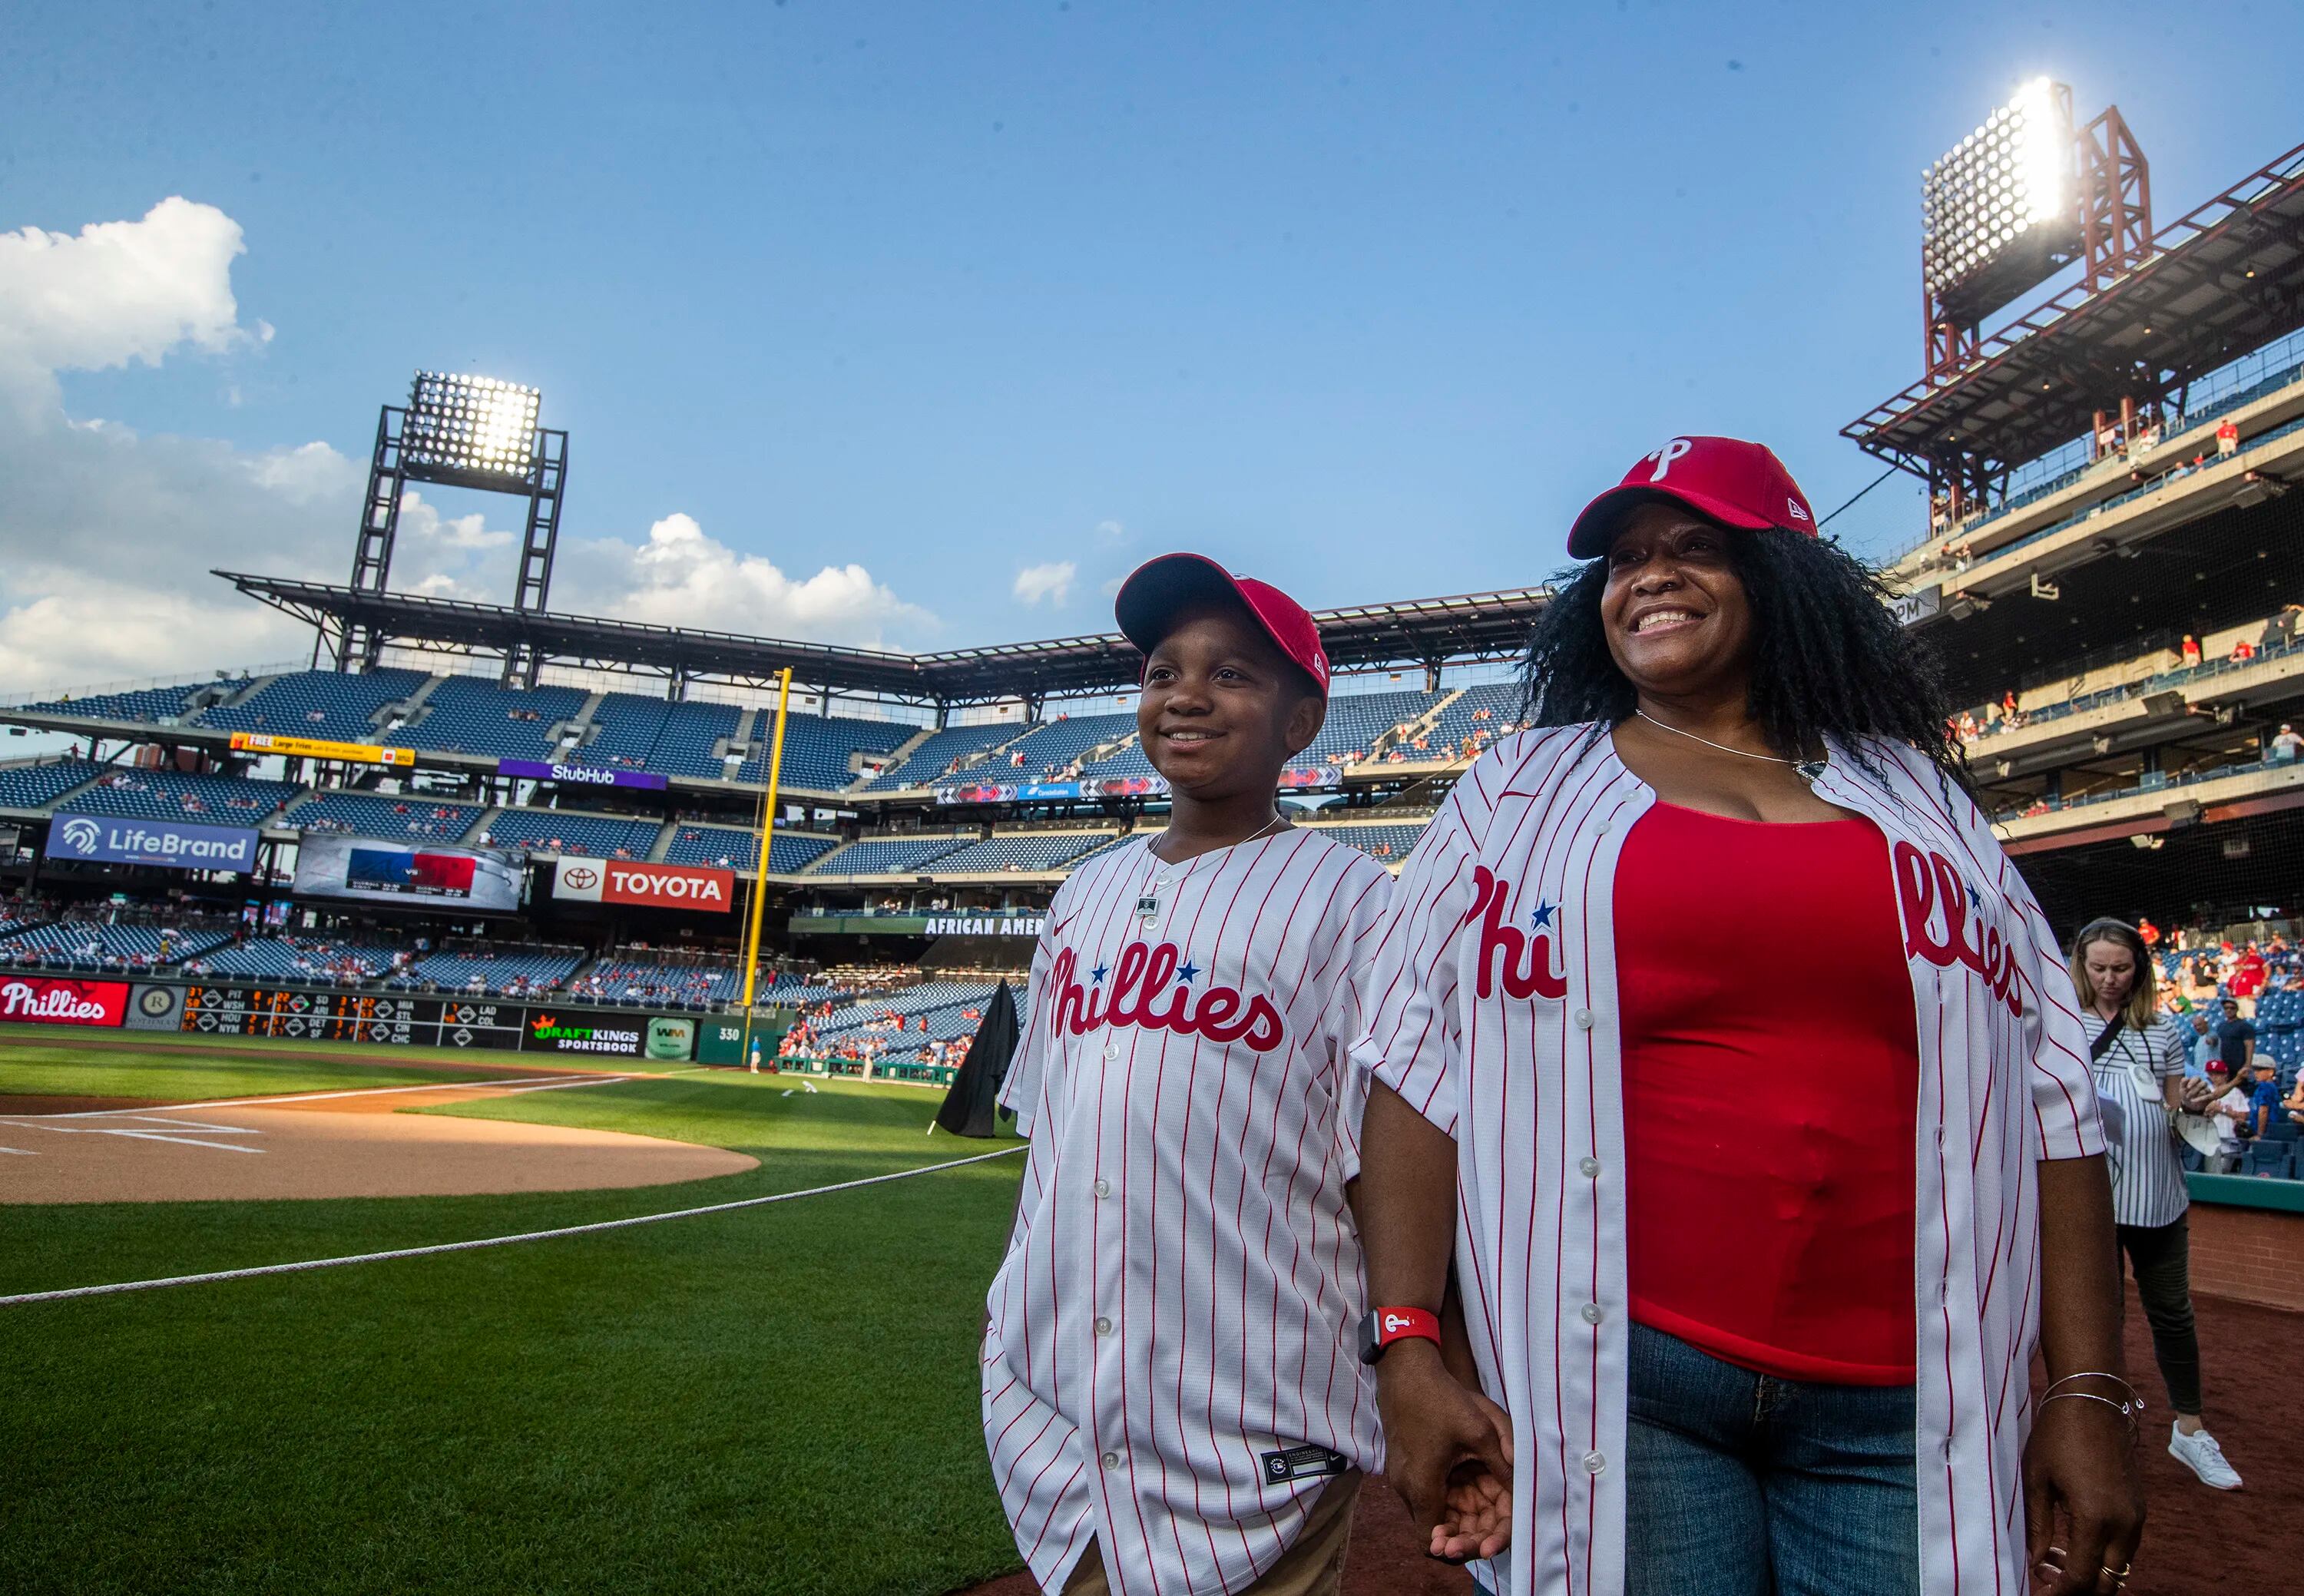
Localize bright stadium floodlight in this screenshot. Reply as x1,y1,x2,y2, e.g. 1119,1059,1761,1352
402,371,544,481
1921,77,2078,310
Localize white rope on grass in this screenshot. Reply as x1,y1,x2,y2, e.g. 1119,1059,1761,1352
0,1144,1024,1309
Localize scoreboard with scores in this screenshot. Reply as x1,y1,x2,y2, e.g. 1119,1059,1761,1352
177,987,525,1048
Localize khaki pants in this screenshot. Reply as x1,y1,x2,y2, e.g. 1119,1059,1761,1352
1060,1471,1361,1596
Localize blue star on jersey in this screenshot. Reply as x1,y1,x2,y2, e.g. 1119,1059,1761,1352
1528,900,1556,931
1177,961,1200,984
1091,963,1108,985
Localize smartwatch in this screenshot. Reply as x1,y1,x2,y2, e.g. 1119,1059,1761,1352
1357,1305,1442,1365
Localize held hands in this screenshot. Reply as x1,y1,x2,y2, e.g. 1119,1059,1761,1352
2023,1394,2145,1594
1375,1343,1514,1563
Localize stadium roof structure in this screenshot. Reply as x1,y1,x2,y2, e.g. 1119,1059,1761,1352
219,571,1550,706
1846,138,2304,482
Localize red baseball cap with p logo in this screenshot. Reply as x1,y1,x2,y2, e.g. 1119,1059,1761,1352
1566,435,1818,558
1114,553,1331,696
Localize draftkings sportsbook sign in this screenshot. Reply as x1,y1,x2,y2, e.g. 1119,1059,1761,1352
552,858,734,913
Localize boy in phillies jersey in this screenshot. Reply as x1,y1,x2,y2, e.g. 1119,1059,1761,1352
982,554,1393,1596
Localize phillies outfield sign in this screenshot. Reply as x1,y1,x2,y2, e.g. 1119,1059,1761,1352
552,857,734,912
496,758,670,792
0,976,130,1028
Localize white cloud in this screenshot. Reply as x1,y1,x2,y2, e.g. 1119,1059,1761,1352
1014,560,1077,608
560,513,929,647
0,197,252,420
0,199,935,694
1094,519,1127,541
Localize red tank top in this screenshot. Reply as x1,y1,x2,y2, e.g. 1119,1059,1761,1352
1614,800,1918,1385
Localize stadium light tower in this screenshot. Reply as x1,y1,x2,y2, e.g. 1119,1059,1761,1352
1919,78,2150,516
342,370,568,684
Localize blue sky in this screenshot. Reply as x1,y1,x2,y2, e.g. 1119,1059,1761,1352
3,0,2299,687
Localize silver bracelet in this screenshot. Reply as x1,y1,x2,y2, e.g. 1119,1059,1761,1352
2038,1391,2140,1447
2041,1370,2143,1413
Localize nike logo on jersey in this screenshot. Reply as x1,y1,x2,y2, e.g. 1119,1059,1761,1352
1465,866,1568,1002
1051,942,1286,1052
1892,840,2024,1017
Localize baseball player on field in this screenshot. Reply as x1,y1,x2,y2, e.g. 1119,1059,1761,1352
982,554,1394,1595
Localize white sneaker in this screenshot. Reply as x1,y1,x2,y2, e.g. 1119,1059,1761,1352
2169,1423,2243,1490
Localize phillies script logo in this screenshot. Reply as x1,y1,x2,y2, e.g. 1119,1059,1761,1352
1464,867,1567,1001
1050,942,1285,1052
1892,840,2024,1017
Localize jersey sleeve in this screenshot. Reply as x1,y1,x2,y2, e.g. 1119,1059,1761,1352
1985,807,2106,1162
997,920,1061,1137
1347,779,1490,1137
2151,1017,2187,1081
1322,854,1395,1184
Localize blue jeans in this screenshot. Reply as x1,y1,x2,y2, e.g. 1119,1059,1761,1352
1626,1323,1919,1596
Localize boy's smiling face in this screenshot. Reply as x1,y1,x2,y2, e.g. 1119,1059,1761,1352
1139,600,1325,799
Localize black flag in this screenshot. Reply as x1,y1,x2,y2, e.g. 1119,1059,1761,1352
935,981,1020,1138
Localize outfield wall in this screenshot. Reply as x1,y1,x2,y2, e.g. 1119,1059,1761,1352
0,973,792,1064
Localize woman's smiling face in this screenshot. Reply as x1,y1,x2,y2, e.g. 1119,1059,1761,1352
1597,502,1756,702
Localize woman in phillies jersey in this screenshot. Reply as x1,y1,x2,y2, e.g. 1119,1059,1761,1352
1352,438,2144,1596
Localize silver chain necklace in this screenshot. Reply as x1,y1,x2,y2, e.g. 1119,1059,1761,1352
1149,810,1288,869
1634,710,1826,781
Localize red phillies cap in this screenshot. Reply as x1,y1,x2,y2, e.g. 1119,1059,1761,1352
1566,435,1819,558
1114,553,1331,695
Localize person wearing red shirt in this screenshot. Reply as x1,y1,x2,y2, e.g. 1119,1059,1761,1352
2183,634,2203,667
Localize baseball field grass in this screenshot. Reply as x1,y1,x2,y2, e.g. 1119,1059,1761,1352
0,1022,546,1102
0,1069,1028,1596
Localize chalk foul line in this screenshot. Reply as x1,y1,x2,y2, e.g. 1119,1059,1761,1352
0,1144,1025,1309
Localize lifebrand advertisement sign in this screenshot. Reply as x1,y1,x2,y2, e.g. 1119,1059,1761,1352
48,815,262,872
552,857,734,913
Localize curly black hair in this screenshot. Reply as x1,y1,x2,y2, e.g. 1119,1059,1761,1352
1519,525,1968,790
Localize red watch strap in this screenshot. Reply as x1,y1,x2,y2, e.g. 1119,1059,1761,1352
1372,1305,1441,1348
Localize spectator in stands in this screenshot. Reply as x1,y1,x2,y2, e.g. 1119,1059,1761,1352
2217,418,2240,458
2185,1012,2218,1078
2071,920,2239,1489
2244,1056,2284,1139
2227,637,2256,665
2181,634,2203,668
2215,996,2258,1072
2270,723,2304,763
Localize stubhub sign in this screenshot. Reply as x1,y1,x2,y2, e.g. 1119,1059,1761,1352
48,815,261,872
554,857,734,913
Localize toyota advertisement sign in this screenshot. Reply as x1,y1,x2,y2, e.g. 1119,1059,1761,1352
48,814,261,872
552,857,734,913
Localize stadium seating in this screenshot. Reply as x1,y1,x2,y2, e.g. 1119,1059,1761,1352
0,758,100,810
197,667,430,742
190,935,410,981
0,919,235,969
569,694,743,780
865,720,1031,790
58,769,300,825
22,681,213,723
387,676,587,760
283,790,485,841
992,710,1137,781
1421,680,1523,753
1291,687,1437,770
737,710,915,792
922,832,1117,873
402,944,583,995
573,959,744,1007
1074,738,1158,780
478,807,664,859
661,824,838,874
1311,821,1429,862
803,835,978,876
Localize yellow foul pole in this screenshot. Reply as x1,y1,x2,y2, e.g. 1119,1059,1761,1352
737,668,794,1068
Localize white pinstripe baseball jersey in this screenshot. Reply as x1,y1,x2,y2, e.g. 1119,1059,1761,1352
983,828,1392,1596
2091,1016,2190,1229
1352,727,2104,1596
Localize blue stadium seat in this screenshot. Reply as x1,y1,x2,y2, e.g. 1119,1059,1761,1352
738,710,915,793
190,935,409,982
0,919,233,970
386,676,587,760
660,825,838,874
478,808,663,859
22,682,212,723
284,791,485,842
570,694,743,780
0,758,101,810
1310,821,1431,863
197,668,430,742
58,769,300,826
922,832,1117,873
866,720,1034,790
994,711,1138,783
401,944,583,995
803,835,977,876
